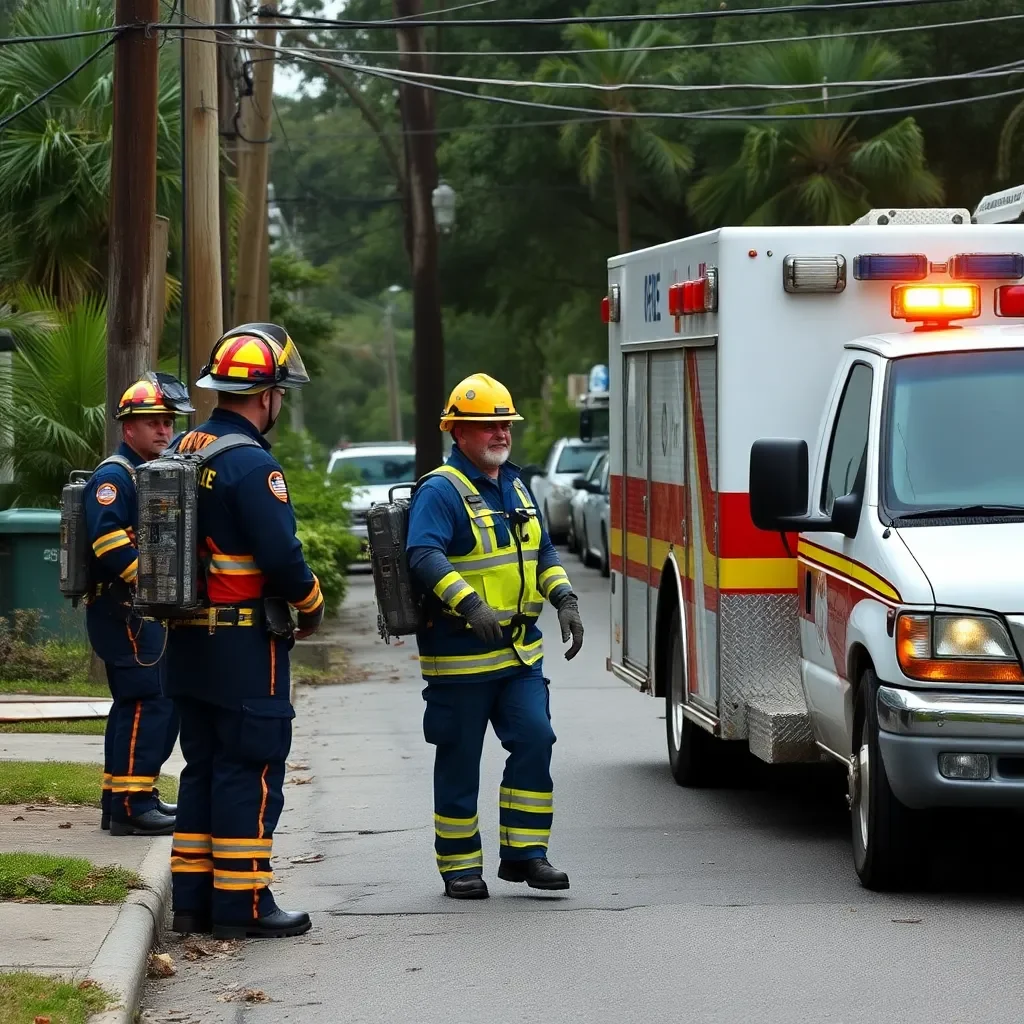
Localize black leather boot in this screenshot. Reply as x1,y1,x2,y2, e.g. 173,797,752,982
153,787,177,817
497,858,570,890
172,911,212,935
109,808,176,836
212,908,312,939
443,874,489,899
100,811,110,831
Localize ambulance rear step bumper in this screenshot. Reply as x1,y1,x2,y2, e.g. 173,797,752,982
746,697,824,764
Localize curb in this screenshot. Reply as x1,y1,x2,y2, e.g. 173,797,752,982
87,836,171,1024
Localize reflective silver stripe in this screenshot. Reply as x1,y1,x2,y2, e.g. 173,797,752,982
211,843,274,858
499,789,553,811
434,821,479,839
436,850,483,873
209,554,259,572
452,549,539,572
548,582,572,601
478,523,495,554
440,578,472,605
512,478,534,507
426,649,523,671
172,837,212,852
499,827,550,848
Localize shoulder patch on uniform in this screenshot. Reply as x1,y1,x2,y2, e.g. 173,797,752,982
268,471,289,503
95,482,118,506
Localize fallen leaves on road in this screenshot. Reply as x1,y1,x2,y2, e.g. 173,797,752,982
892,917,923,925
286,761,309,771
12,815,24,821
286,775,313,785
58,821,72,830
183,937,239,961
217,984,271,1003
148,952,176,978
290,852,325,864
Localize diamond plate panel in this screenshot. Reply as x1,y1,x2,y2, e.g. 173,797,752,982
718,593,802,740
746,697,821,764
852,207,971,226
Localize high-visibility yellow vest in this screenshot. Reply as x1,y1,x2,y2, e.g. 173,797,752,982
424,464,545,671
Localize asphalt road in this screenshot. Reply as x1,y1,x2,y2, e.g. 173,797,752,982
141,559,1024,1024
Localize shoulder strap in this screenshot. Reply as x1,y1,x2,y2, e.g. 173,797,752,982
94,454,137,482
427,464,488,513
191,433,262,465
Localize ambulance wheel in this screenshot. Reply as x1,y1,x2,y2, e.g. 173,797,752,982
850,669,917,891
666,610,714,787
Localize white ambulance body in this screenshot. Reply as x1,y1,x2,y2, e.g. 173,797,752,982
603,212,1024,888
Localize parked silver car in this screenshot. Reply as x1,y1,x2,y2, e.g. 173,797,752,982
567,450,606,555
530,437,608,544
573,451,610,576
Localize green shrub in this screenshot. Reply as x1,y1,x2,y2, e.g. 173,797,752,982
274,426,360,616
0,610,90,682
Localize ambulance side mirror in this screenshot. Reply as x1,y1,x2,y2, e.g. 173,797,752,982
749,439,830,534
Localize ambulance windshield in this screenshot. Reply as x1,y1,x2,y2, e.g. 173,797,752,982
884,349,1024,515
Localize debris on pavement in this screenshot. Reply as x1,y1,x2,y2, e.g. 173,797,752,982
217,984,271,1003
289,852,325,864
182,937,239,961
286,775,313,785
286,761,309,771
148,952,177,978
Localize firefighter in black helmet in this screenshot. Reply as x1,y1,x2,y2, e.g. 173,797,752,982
165,323,324,940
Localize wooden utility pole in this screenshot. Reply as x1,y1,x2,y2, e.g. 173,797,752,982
182,0,223,425
149,214,170,365
395,0,445,477
233,4,277,326
106,0,160,455
216,0,237,329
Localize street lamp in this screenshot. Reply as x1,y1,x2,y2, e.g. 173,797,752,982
432,181,457,235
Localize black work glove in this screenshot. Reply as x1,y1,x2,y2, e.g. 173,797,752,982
556,597,584,661
460,593,505,646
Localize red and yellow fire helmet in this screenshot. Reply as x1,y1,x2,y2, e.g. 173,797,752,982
115,372,195,420
195,323,310,394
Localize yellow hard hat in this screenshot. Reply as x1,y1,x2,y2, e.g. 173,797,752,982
440,373,524,432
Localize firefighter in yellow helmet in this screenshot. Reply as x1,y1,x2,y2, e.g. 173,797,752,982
165,323,323,940
86,372,194,836
405,372,585,899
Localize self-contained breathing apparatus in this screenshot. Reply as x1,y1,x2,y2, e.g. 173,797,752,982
133,434,260,618
366,475,540,649
59,454,137,606
366,483,425,642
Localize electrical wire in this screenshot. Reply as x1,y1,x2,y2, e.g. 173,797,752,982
392,0,501,20
0,27,122,47
0,34,120,131
231,35,1024,121
297,10,1024,60
217,0,992,31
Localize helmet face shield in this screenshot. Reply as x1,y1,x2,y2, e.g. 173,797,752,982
275,335,310,388
148,372,195,414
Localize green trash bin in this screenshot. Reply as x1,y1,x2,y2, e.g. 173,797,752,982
0,508,86,642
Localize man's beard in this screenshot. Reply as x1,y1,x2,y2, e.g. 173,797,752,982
480,444,510,468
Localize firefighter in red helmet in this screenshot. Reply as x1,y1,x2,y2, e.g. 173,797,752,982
86,372,194,836
165,323,323,940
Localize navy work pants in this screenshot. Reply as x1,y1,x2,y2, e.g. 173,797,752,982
91,614,177,823
423,666,556,879
170,695,294,924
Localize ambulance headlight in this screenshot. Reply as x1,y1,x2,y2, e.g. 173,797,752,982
896,613,1023,682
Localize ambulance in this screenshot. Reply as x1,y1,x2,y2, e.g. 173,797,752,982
599,204,1024,889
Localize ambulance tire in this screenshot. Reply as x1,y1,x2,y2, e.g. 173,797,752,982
666,610,716,787
851,669,917,891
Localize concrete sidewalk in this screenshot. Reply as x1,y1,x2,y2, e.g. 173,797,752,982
0,731,177,1023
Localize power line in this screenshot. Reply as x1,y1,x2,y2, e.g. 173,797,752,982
294,10,1024,60
392,0,501,20
145,0,1003,33
0,27,121,47
0,34,120,130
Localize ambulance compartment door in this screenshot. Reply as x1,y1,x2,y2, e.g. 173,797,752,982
683,346,720,712
622,351,650,671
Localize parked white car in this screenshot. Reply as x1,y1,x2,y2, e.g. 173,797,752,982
529,437,608,544
326,443,417,564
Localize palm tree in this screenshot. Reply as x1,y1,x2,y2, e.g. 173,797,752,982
538,23,694,253
0,0,181,305
687,38,943,227
0,289,107,507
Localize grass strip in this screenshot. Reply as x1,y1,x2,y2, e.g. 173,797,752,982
0,971,109,1023
0,852,140,905
0,677,107,698
0,720,107,736
0,762,178,806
